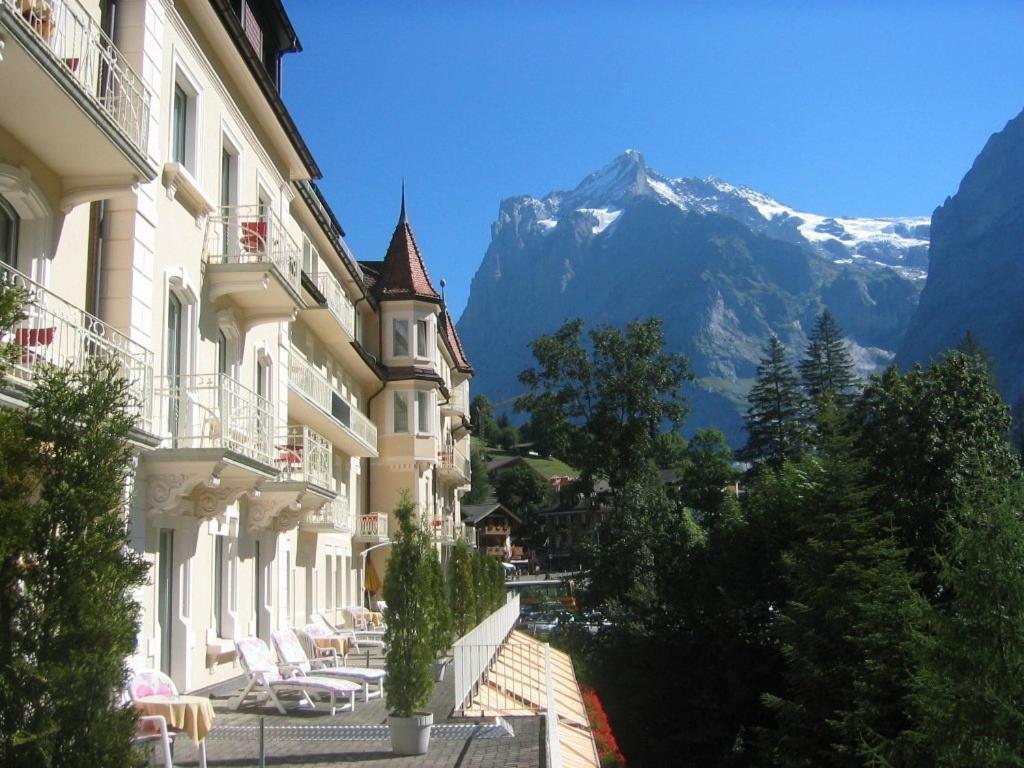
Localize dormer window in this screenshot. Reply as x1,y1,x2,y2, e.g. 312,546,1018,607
392,319,409,357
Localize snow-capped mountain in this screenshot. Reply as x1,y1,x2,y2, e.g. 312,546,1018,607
506,149,930,280
460,151,926,445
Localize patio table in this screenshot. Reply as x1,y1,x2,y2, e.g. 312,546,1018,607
135,693,215,743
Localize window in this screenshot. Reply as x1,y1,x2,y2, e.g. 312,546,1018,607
172,85,187,165
415,319,428,358
416,391,430,434
170,71,198,173
0,198,18,267
253,539,262,638
335,555,344,610
158,530,174,675
217,330,228,375
393,392,409,433
324,554,333,612
392,319,409,357
213,534,225,637
302,237,319,276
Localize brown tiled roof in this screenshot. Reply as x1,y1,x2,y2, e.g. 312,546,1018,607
359,260,383,291
439,308,474,374
375,201,441,302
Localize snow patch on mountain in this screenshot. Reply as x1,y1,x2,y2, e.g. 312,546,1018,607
505,150,930,278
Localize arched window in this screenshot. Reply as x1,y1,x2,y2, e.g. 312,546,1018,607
0,197,18,268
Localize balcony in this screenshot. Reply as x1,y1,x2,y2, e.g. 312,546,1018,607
0,262,154,435
242,425,336,533
298,270,377,385
440,385,468,417
274,424,332,490
143,373,278,519
354,512,388,544
484,546,507,558
428,516,456,545
437,443,471,485
482,524,512,537
0,0,155,189
301,493,352,534
203,205,304,325
287,355,377,458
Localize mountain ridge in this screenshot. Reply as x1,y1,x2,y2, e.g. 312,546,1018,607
459,152,926,445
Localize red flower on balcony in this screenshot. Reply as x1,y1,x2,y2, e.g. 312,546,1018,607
581,684,626,767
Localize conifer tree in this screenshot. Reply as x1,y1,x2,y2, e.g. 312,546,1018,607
856,353,1020,598
762,399,917,768
742,336,808,467
448,538,477,637
910,482,1024,766
0,357,149,766
798,309,858,406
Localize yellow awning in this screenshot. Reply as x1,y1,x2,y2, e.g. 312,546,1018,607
364,560,381,592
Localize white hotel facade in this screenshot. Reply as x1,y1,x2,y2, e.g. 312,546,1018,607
0,0,473,692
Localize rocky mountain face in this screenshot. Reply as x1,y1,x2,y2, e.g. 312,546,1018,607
897,108,1024,407
458,151,926,444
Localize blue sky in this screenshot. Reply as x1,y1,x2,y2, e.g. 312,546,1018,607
283,1,1024,320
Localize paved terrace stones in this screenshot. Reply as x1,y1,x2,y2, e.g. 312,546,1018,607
161,650,543,767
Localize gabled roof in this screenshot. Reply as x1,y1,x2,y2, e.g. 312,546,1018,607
439,308,474,374
461,501,521,526
374,194,441,303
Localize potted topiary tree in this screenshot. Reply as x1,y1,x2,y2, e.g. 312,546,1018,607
427,550,454,681
383,492,436,755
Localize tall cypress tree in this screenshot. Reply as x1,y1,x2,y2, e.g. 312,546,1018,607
742,336,808,467
798,309,858,406
762,399,917,768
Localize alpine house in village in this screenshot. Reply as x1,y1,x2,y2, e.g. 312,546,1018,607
0,0,473,692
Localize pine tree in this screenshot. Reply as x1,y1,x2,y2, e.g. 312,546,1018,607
798,309,858,406
742,336,808,467
762,399,917,768
910,482,1024,766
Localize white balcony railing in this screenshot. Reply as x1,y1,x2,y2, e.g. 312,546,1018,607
154,373,274,466
4,0,151,153
446,386,468,415
203,205,301,294
288,355,377,452
275,424,331,490
0,262,154,431
356,512,388,540
308,271,355,339
302,493,351,533
439,443,471,480
453,593,520,714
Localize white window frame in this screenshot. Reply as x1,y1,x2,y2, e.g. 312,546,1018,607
392,318,410,358
416,390,432,435
393,391,409,434
415,318,429,359
169,58,202,177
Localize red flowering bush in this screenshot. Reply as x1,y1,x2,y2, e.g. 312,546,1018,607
581,684,626,767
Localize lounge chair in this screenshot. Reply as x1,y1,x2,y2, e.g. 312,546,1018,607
232,637,359,716
315,613,386,654
340,606,386,636
273,629,385,702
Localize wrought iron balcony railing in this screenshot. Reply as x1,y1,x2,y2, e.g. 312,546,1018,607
203,205,302,294
154,372,274,466
274,424,332,490
308,270,356,339
0,262,154,431
288,355,377,453
302,493,351,533
3,0,152,153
